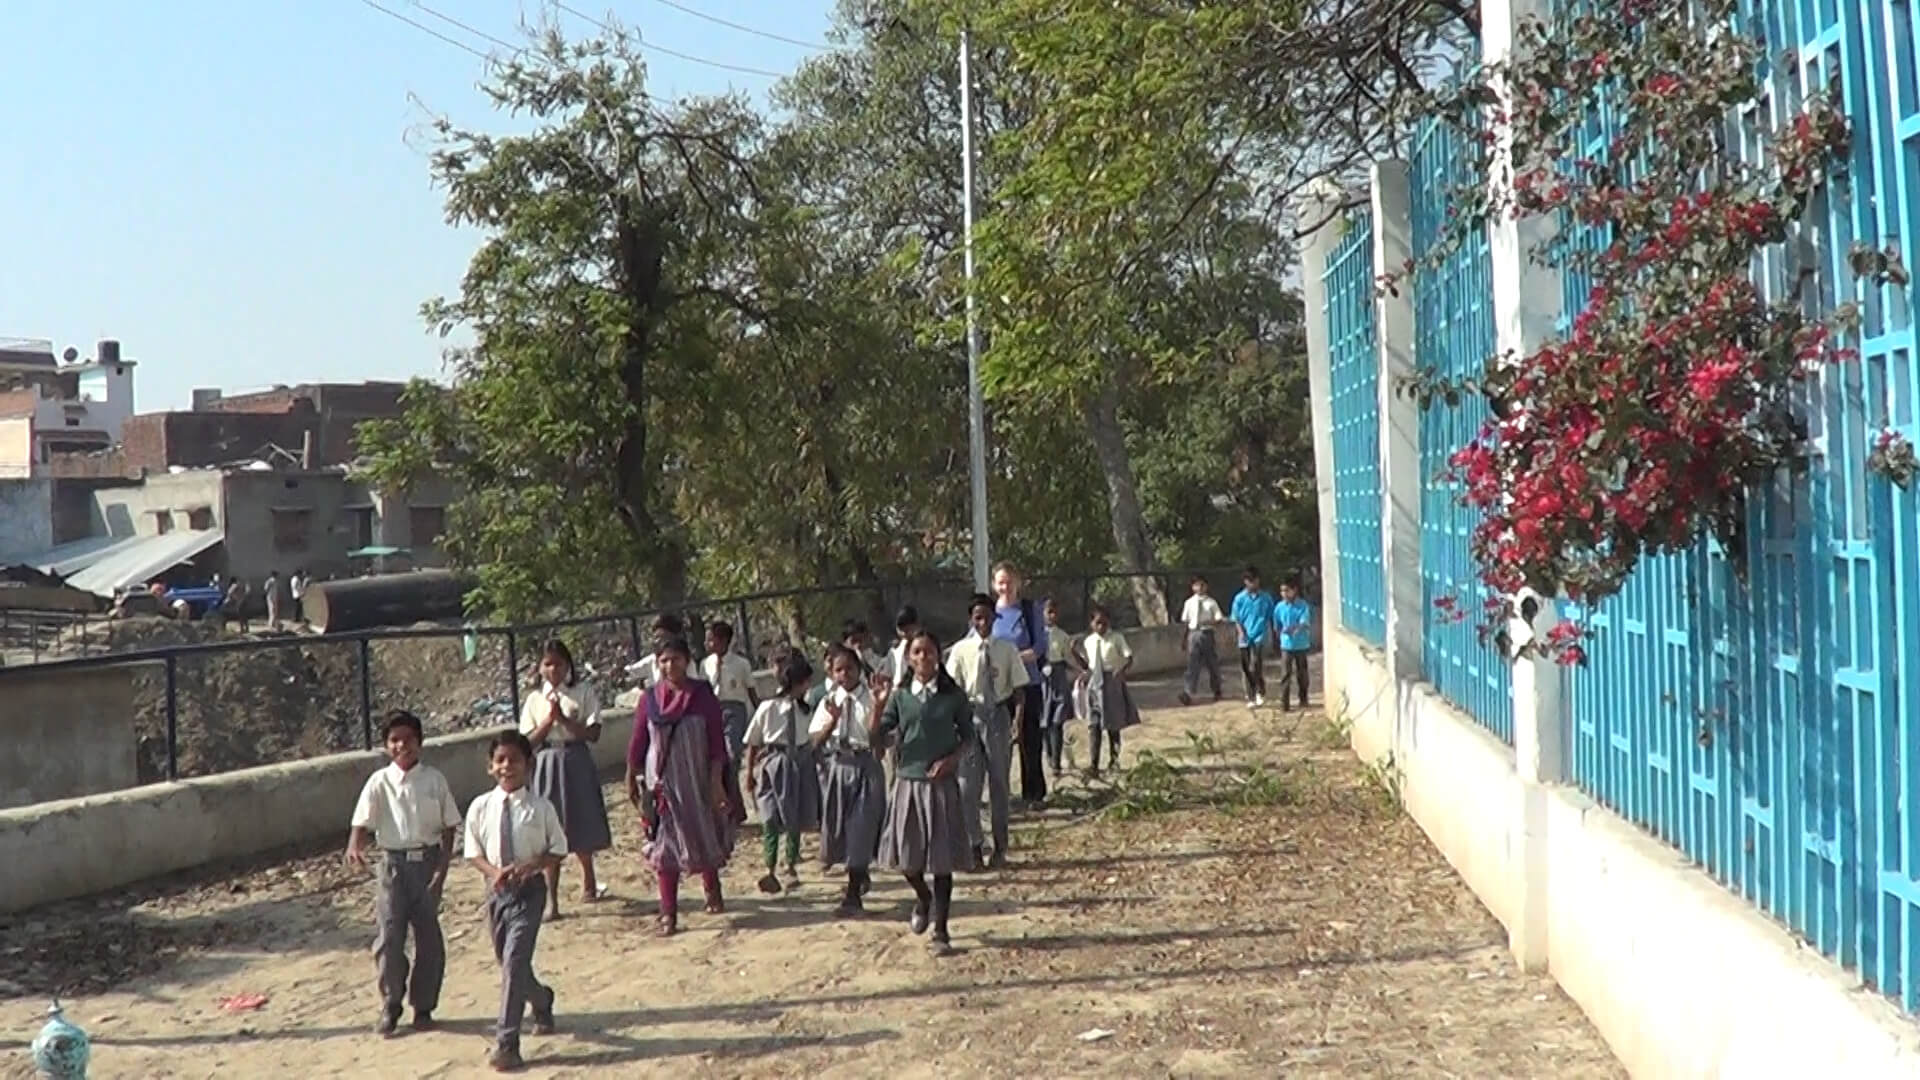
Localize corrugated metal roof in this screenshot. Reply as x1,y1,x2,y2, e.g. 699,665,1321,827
61,530,223,598
0,534,128,576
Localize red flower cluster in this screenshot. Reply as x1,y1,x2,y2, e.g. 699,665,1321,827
1411,2,1855,665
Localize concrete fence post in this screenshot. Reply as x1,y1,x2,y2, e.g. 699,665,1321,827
1301,178,1348,631
1370,162,1424,696
1484,0,1567,973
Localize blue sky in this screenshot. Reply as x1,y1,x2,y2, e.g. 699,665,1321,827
0,1,836,410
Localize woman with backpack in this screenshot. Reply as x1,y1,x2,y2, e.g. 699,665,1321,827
990,561,1051,809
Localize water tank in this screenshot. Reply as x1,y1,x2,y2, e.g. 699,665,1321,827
97,339,121,366
191,388,223,411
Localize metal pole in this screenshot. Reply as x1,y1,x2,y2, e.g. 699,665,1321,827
504,632,520,727
736,599,752,660
164,654,179,781
359,638,374,750
959,27,992,594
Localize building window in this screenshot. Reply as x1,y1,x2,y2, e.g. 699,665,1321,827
64,417,79,427
152,511,173,534
186,507,214,530
409,506,446,547
271,508,312,553
352,507,375,548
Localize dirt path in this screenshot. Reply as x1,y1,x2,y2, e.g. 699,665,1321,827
0,674,1622,1079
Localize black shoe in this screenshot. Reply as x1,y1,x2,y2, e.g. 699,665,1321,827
757,872,782,895
835,893,865,918
530,992,556,1036
488,1044,526,1072
987,849,1009,870
909,901,930,935
928,933,954,957
411,1009,436,1032
1178,691,1192,706
377,1004,402,1037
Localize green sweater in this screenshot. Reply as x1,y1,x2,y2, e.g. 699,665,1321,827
880,682,972,778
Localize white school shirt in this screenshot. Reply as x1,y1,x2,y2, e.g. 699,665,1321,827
887,640,911,688
350,761,462,850
290,574,308,600
809,683,877,751
626,654,661,689
1181,594,1224,631
744,697,809,748
945,631,1029,706
463,785,568,865
1083,629,1133,691
517,680,602,744
702,652,755,706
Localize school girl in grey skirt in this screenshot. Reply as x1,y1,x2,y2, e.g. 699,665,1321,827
873,630,975,956
811,644,892,916
518,639,612,920
746,656,823,894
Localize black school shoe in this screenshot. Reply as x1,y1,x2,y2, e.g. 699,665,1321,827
530,993,557,1036
488,1044,526,1072
909,900,930,935
411,1009,436,1032
377,1003,403,1037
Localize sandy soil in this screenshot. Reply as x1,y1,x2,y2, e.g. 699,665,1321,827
0,672,1622,1079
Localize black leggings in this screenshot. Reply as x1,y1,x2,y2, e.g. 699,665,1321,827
1089,726,1121,771
1239,645,1266,700
904,872,954,939
1277,649,1310,707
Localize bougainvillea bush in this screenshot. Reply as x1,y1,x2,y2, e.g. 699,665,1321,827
1397,0,1880,664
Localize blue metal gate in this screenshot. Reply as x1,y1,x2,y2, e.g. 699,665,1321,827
1326,207,1388,647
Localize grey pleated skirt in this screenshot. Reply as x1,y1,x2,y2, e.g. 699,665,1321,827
533,741,612,854
876,773,971,876
820,749,887,870
755,746,822,834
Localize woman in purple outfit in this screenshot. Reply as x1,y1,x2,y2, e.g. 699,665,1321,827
626,635,736,936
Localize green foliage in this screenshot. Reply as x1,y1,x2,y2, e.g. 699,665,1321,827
1057,729,1301,821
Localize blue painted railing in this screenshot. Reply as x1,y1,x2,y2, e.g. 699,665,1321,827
1410,114,1514,743
1325,207,1387,648
1552,0,1920,1013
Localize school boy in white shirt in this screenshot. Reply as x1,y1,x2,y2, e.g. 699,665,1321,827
945,593,1029,870
346,709,463,1037
464,731,569,1072
1178,575,1226,705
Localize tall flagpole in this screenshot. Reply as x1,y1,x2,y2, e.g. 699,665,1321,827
959,26,992,594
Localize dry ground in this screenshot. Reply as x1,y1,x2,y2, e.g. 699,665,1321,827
0,671,1622,1079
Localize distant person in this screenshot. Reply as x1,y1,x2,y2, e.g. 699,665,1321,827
745,655,822,894
1039,599,1075,778
264,570,283,630
811,644,890,916
948,592,1027,871
627,635,736,936
1179,575,1226,706
701,620,757,765
990,561,1049,808
625,613,686,689
519,640,612,920
885,606,921,690
289,569,309,624
1074,605,1139,778
1273,576,1314,711
842,619,884,676
344,709,462,1038
464,731,565,1072
1230,566,1274,708
874,629,973,956
224,578,250,633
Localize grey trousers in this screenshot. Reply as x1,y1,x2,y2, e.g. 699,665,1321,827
1184,630,1223,698
373,847,445,1013
959,704,1012,854
486,877,555,1050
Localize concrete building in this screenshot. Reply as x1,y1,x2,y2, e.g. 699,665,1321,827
0,338,137,466
87,466,454,585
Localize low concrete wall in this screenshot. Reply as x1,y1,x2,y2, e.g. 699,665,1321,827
1322,624,1920,1078
0,712,634,915
0,623,1196,914
0,662,143,809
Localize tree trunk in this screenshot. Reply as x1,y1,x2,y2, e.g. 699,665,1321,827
1082,373,1169,626
609,196,689,608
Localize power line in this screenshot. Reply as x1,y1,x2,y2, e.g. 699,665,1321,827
408,1,524,56
648,0,842,52
552,1,788,78
357,0,492,61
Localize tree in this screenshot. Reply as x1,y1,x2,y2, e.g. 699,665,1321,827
358,29,762,618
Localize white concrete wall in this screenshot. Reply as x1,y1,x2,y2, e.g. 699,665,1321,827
0,713,634,915
1323,622,1920,1078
